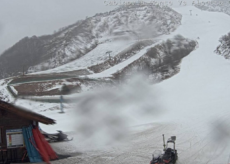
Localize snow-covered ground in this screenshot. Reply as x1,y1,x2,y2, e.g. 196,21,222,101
0,79,14,102
8,5,230,164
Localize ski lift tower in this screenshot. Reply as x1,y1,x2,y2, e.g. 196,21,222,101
106,51,112,60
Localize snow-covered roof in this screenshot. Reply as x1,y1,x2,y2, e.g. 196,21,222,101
0,100,55,125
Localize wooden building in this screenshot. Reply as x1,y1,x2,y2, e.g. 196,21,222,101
0,100,55,163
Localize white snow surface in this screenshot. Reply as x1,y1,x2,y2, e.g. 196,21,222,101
7,5,230,164
152,6,230,164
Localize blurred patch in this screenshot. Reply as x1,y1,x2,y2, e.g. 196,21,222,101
73,75,162,147
211,119,230,145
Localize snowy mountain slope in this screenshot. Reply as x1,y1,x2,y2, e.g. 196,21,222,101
0,4,181,79
88,35,196,79
4,36,195,98
195,0,230,16
32,40,144,74
112,35,196,82
87,42,158,78
33,5,230,164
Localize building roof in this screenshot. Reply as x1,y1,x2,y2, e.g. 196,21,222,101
0,100,55,125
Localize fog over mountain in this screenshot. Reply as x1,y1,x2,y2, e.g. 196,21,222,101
0,0,197,54
0,0,114,54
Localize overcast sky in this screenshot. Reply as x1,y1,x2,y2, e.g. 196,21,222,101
0,0,116,54
0,0,197,54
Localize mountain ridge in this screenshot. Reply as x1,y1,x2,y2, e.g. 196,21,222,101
0,4,181,79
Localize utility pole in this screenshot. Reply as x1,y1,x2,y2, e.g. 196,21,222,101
60,95,64,113
22,65,25,76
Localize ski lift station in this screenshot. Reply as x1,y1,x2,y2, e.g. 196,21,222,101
0,100,57,164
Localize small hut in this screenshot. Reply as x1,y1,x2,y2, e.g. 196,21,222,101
0,100,55,163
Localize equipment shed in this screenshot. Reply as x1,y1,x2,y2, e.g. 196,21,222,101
0,100,55,164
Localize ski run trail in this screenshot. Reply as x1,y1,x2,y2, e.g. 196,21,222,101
23,5,230,164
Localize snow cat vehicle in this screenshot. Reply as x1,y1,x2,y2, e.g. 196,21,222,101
41,129,73,142
150,135,178,164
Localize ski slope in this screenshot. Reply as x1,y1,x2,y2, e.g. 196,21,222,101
19,5,230,164
152,5,230,164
